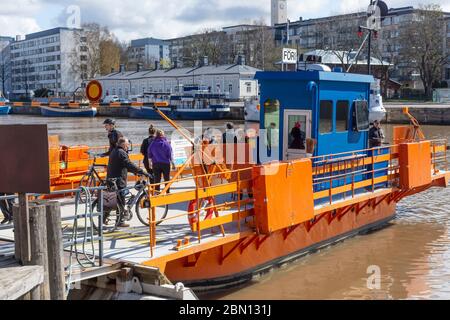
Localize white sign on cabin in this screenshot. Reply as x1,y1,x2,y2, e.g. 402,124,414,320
171,138,192,166
282,48,298,64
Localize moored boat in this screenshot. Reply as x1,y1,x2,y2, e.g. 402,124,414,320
128,105,172,120
40,105,97,117
0,105,11,115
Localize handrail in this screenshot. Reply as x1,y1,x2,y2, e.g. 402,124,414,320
142,140,448,258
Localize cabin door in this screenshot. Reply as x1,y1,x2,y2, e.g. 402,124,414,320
283,110,312,161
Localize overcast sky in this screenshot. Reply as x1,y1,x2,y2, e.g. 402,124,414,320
1,0,449,42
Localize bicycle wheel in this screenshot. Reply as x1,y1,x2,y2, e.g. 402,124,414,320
79,172,101,203
135,192,169,227
91,198,121,234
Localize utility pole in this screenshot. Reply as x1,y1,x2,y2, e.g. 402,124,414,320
367,29,372,75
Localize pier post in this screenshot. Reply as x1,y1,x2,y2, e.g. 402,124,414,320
16,194,31,263
28,204,51,300
44,201,66,300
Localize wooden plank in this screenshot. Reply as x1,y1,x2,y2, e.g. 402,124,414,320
45,202,66,300
28,205,50,300
18,194,31,264
0,266,44,300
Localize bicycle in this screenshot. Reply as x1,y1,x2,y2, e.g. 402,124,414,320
91,177,169,234
78,152,108,203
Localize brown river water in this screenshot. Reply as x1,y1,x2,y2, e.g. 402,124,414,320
1,115,449,300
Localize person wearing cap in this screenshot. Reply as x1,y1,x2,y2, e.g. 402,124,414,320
369,120,385,148
101,119,123,157
290,122,306,150
107,137,147,227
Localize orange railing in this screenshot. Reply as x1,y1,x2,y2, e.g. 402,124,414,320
146,166,254,256
144,139,448,257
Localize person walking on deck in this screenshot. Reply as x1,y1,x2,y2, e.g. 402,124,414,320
148,130,176,192
107,137,147,227
101,119,123,157
0,193,14,224
369,120,385,148
141,125,156,177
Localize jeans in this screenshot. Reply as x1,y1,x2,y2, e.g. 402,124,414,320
153,163,171,192
0,193,14,220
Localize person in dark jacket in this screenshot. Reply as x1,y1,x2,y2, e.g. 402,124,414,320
148,130,176,192
369,120,385,148
107,137,146,190
290,122,306,150
101,119,123,157
222,123,238,144
0,193,14,224
140,125,156,175
107,137,147,227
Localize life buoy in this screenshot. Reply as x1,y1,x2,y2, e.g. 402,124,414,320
187,198,214,229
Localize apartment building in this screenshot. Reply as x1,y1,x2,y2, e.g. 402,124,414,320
8,27,87,99
274,6,450,89
127,37,170,69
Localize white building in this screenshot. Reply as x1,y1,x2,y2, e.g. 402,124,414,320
271,0,288,26
9,27,86,99
96,62,259,101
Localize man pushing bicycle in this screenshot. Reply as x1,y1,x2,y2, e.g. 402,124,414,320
107,137,150,227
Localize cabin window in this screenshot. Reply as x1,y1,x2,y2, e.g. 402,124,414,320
263,99,280,150
319,100,333,134
336,101,349,132
352,100,370,132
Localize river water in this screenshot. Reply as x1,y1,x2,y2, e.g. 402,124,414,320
1,115,449,300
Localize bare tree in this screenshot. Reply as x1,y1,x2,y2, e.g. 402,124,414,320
0,56,8,97
315,14,366,69
71,23,121,80
227,19,279,70
180,28,229,66
398,4,449,98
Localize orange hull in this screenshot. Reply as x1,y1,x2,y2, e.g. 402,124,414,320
162,196,396,290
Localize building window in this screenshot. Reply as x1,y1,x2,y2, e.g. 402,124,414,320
228,84,233,94
336,101,349,132
319,100,333,134
246,82,252,93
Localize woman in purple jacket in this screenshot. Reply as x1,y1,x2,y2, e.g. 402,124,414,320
148,130,176,192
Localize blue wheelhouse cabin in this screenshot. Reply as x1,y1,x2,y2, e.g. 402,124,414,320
255,70,388,204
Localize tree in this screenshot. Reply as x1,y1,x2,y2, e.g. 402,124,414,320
180,28,229,67
0,57,8,97
71,23,121,80
398,4,449,99
315,14,367,70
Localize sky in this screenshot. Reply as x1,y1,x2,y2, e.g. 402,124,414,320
0,0,449,42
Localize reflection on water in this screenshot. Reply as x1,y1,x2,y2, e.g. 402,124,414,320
1,116,449,300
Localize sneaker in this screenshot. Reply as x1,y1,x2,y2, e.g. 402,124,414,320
118,222,130,228
1,215,10,225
